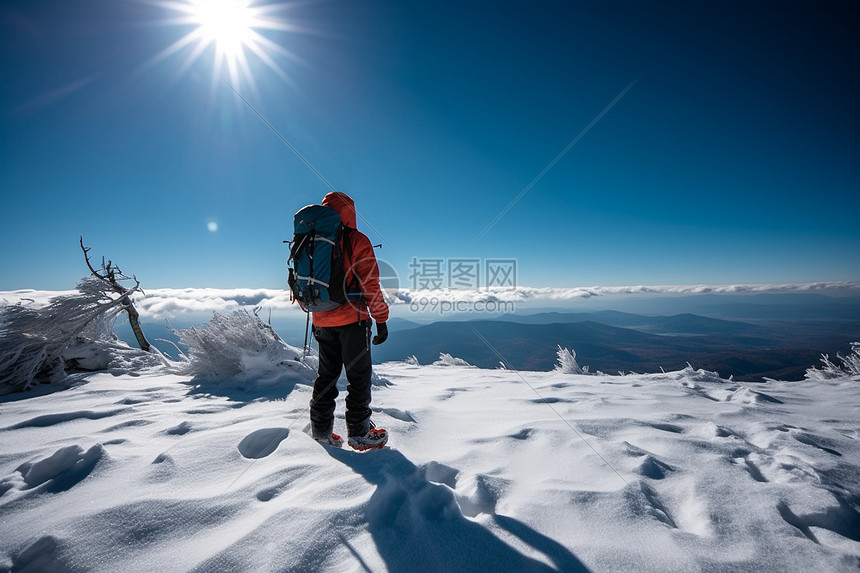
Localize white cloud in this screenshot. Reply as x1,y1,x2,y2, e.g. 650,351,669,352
391,281,860,304
0,281,860,319
135,288,295,318
0,287,296,319
3,281,859,319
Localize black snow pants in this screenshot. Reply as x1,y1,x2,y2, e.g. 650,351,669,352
309,320,373,438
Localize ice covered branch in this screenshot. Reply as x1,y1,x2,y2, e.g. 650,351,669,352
805,342,860,381
80,237,150,351
173,309,314,383
555,345,589,374
0,278,139,394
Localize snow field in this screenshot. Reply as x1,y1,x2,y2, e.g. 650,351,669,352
0,361,859,572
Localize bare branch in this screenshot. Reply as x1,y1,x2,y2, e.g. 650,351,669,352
78,237,150,352
80,236,104,280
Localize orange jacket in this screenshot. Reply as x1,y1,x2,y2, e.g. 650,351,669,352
311,192,390,327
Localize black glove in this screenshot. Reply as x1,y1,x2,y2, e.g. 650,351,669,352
372,321,388,345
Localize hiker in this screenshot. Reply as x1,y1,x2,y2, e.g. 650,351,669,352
300,191,390,450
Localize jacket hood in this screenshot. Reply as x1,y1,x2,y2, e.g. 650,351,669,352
322,191,357,228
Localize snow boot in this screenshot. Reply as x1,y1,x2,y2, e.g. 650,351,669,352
348,424,388,451
315,432,343,447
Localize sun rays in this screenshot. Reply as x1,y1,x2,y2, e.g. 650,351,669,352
151,0,302,94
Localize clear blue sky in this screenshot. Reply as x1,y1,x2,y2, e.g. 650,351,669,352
2,0,858,291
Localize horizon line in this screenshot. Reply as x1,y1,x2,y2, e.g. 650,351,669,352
4,280,860,319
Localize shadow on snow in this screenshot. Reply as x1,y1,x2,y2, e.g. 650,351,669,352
325,446,591,573
181,374,315,403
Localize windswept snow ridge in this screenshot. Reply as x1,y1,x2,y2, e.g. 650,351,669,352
1,355,859,572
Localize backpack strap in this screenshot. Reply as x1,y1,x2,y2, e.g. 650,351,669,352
288,232,309,265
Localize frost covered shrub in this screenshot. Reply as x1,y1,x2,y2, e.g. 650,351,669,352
555,345,589,374
805,342,860,381
0,277,146,394
174,309,314,382
433,353,474,367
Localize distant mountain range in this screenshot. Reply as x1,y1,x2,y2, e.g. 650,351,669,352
374,310,860,381
566,293,860,322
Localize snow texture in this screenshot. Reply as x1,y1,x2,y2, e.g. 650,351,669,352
1,288,859,571
1,348,859,572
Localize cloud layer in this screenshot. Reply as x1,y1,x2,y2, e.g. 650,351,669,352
3,281,859,319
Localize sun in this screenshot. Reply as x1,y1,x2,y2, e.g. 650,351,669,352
192,0,255,58
153,0,298,91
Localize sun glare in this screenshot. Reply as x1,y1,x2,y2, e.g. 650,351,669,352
192,0,253,57
154,0,297,92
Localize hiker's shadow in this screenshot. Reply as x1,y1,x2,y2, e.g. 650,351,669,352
326,447,591,573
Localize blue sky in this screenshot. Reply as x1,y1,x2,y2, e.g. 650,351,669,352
2,0,858,291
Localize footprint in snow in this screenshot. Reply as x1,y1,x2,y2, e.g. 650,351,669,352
421,460,508,518
455,473,509,518
238,428,289,459
3,445,105,495
423,461,459,488
7,536,71,573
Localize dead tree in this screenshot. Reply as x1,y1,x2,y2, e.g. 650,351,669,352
80,237,151,351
